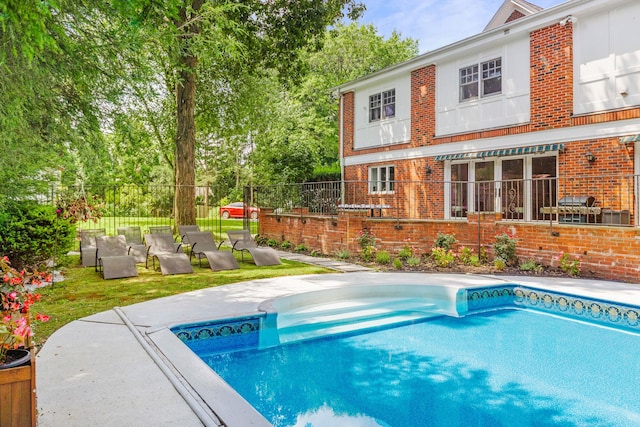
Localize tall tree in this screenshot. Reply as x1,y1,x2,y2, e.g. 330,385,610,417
124,0,364,226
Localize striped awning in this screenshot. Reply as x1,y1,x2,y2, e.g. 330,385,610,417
434,143,564,161
619,135,640,143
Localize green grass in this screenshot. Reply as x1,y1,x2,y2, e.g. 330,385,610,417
31,253,332,346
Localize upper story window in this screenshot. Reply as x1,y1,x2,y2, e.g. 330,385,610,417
369,89,395,122
369,165,395,193
460,58,502,101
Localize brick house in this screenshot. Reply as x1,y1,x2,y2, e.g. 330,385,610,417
261,0,640,281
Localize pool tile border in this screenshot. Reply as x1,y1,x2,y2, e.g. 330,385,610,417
467,285,640,333
172,284,640,353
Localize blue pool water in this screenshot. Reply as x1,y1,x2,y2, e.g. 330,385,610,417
196,309,640,427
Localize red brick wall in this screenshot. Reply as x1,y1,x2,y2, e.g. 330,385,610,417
260,211,640,283
530,22,573,130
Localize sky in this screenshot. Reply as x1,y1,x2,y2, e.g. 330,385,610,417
354,0,567,53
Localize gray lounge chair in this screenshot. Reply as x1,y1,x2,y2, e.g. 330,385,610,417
144,233,193,275
95,235,138,280
186,231,239,271
225,229,281,266
80,229,106,267
178,225,201,253
117,226,147,263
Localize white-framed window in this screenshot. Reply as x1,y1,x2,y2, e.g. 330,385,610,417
369,89,395,122
369,165,395,193
459,58,502,101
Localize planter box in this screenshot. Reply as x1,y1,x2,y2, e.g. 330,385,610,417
0,354,36,427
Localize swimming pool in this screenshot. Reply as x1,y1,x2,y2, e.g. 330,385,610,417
172,283,640,426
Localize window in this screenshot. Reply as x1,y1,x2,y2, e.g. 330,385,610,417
459,58,501,101
369,165,395,193
482,58,502,96
369,89,395,122
459,65,478,101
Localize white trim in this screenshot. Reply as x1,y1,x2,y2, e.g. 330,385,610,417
343,118,640,166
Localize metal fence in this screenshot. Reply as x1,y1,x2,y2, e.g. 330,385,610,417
35,184,259,247
252,175,637,226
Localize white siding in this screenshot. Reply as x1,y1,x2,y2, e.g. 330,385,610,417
353,76,411,149
574,2,640,114
435,36,530,136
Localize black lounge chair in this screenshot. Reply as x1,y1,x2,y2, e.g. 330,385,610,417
80,229,106,267
225,230,281,266
95,235,138,280
144,233,193,275
117,226,147,263
186,231,239,271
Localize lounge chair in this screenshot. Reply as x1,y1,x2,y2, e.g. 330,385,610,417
144,233,193,275
80,229,106,267
117,226,147,263
178,225,201,252
225,230,281,266
147,226,181,251
186,231,239,271
95,235,138,280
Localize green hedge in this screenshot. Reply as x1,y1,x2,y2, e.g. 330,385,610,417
0,199,75,270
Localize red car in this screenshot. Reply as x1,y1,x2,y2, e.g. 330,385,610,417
219,202,259,220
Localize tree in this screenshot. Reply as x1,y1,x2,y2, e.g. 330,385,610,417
123,0,365,226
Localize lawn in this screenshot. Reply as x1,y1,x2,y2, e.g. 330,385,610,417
31,253,332,347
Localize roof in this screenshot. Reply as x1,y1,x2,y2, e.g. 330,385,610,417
484,0,543,31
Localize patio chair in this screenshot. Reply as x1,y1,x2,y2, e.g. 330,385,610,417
178,225,201,252
144,233,193,275
95,235,138,280
80,229,106,267
117,226,147,263
186,231,238,270
225,229,281,266
146,226,181,252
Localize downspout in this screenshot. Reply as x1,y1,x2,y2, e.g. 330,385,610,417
337,89,345,205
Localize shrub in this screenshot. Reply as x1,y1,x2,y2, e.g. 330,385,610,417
361,246,376,262
310,250,321,257
458,247,480,266
520,259,543,273
375,250,391,264
494,233,518,266
431,247,455,267
267,239,279,248
397,245,414,260
355,230,376,249
254,235,269,246
280,240,292,250
494,258,506,271
0,200,75,270
392,258,403,270
335,249,351,259
556,253,580,276
433,233,457,251
294,244,309,253
406,256,422,267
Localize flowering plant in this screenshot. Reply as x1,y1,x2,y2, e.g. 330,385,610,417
56,192,104,224
0,257,50,365
355,230,376,249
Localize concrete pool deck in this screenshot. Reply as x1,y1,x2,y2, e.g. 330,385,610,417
36,255,640,426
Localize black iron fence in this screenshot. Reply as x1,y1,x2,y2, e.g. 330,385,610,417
28,184,259,248
252,175,637,226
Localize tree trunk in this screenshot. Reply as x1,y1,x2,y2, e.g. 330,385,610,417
174,54,197,227
173,1,204,227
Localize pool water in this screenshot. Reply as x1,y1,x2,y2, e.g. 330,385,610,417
198,309,640,427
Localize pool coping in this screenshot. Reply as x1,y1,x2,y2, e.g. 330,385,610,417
36,272,640,426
